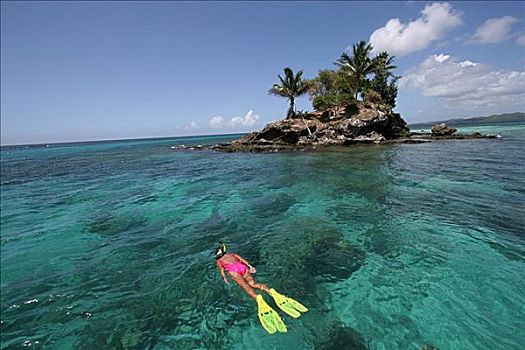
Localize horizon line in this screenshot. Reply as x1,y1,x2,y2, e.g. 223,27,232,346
2,111,523,147
0,132,247,148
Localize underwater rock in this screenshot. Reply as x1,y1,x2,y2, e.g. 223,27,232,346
315,323,368,350
302,230,366,282
87,214,147,236
304,239,365,282
420,345,440,350
250,192,295,218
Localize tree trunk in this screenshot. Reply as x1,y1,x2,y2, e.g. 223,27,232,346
287,97,295,119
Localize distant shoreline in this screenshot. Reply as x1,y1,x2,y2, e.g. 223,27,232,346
409,112,524,128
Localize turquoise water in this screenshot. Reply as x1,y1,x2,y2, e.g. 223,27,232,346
1,124,524,350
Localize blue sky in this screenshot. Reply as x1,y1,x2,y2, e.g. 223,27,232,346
1,1,524,145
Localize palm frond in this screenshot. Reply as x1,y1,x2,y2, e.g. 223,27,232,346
269,67,310,117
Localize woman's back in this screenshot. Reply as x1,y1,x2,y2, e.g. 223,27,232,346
219,253,240,265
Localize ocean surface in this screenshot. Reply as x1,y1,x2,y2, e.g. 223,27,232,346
1,122,524,350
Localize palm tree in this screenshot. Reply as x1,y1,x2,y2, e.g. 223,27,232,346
269,67,311,119
372,51,397,78
335,40,375,100
368,51,399,109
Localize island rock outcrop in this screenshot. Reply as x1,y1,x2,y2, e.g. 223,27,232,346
174,106,498,153
216,103,410,152
431,123,457,136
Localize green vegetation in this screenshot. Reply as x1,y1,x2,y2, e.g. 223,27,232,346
310,69,356,112
367,51,399,109
335,40,376,101
269,67,312,119
269,41,400,117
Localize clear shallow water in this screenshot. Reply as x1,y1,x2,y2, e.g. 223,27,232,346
1,125,524,350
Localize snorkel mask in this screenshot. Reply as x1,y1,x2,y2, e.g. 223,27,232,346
215,241,227,259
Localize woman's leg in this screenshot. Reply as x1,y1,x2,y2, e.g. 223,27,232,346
229,272,258,300
244,273,270,293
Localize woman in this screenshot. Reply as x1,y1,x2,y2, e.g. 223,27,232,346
214,241,308,334
215,241,269,299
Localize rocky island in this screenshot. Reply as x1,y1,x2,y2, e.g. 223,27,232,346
209,109,496,153
213,102,411,152
178,40,497,153
408,122,497,141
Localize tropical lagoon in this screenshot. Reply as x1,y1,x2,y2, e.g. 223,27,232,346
2,1,525,350
1,121,524,349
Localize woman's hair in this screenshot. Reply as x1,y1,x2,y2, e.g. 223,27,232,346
215,241,226,259
215,247,224,259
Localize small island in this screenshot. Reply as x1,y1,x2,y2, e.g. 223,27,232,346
213,101,411,152
181,40,497,153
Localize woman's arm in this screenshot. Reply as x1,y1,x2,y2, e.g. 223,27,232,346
216,261,229,284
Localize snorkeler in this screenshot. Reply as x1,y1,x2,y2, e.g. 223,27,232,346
215,241,308,334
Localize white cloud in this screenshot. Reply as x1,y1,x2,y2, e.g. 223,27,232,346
184,121,199,130
434,53,450,63
208,116,224,128
400,54,525,110
230,110,260,127
369,2,462,56
190,121,199,128
517,34,525,46
470,16,519,44
459,60,477,68
208,110,261,129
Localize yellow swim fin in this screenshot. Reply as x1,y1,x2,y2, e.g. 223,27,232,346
269,289,308,319
256,294,287,334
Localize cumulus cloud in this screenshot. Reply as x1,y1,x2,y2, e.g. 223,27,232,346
208,110,261,129
469,16,519,44
369,2,462,56
400,54,525,109
230,110,260,127
208,116,224,128
434,53,450,63
517,34,525,46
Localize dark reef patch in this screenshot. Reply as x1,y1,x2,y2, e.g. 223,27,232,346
315,322,368,350
87,213,147,236
303,233,366,282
